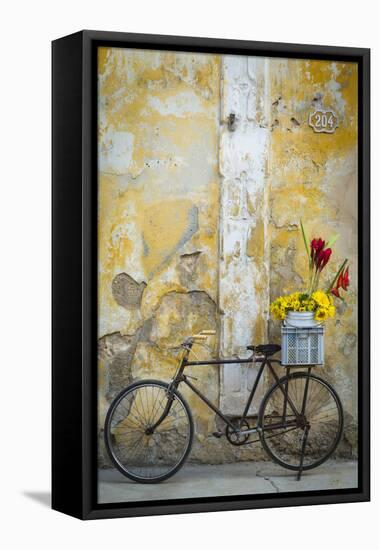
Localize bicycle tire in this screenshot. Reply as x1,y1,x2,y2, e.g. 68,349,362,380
104,379,194,483
258,372,343,472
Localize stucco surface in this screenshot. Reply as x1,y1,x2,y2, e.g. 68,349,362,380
268,58,358,456
98,48,358,466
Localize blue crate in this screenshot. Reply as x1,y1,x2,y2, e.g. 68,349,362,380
281,324,324,366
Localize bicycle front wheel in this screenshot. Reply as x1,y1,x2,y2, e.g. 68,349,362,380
105,379,194,483
259,373,343,471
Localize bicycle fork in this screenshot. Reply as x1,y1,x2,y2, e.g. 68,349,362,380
297,368,312,481
145,350,189,435
144,386,176,434
297,425,310,481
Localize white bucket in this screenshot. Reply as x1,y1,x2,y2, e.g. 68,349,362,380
285,311,318,328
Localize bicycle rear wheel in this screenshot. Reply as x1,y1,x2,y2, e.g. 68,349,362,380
105,379,194,483
258,372,343,471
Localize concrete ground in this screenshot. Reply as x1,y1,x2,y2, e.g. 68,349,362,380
98,460,358,504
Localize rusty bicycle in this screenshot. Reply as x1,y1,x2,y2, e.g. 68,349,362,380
104,330,343,483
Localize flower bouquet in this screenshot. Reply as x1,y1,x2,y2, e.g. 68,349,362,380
270,221,349,328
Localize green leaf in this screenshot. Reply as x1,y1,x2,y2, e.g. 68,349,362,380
300,219,310,260
326,234,340,247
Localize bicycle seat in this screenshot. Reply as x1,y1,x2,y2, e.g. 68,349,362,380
246,344,281,357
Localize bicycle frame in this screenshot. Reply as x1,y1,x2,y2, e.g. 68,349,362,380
149,344,304,435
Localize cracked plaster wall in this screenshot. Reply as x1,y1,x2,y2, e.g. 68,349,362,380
97,48,233,465
268,58,358,456
98,49,358,466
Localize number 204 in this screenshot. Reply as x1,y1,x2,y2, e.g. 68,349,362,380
315,113,335,128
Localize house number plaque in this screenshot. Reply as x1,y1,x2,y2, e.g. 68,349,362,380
309,109,338,134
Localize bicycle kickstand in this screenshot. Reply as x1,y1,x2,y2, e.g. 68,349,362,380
297,426,309,481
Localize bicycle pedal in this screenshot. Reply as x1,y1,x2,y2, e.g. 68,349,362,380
212,431,223,438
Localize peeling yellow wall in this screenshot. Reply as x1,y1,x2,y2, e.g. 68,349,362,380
98,48,221,335
98,49,358,465
97,48,227,464
268,59,358,453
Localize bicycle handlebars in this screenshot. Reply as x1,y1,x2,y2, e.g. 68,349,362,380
183,330,216,345
191,329,216,341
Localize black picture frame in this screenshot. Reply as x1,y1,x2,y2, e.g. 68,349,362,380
52,30,370,520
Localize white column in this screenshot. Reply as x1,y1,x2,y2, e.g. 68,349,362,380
219,56,271,415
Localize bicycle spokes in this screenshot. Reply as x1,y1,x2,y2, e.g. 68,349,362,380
259,374,343,471
106,382,193,482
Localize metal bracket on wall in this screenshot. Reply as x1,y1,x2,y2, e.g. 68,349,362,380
227,113,236,131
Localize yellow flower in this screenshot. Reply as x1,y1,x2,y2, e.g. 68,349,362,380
271,290,335,322
314,308,328,321
270,302,284,320
312,291,330,308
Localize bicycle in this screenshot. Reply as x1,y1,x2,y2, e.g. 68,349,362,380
104,330,343,483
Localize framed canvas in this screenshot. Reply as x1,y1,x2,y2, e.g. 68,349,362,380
52,30,370,520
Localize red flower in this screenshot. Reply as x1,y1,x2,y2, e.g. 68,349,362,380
331,287,340,298
316,247,332,271
310,238,331,271
311,238,325,263
331,266,349,299
341,267,349,291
